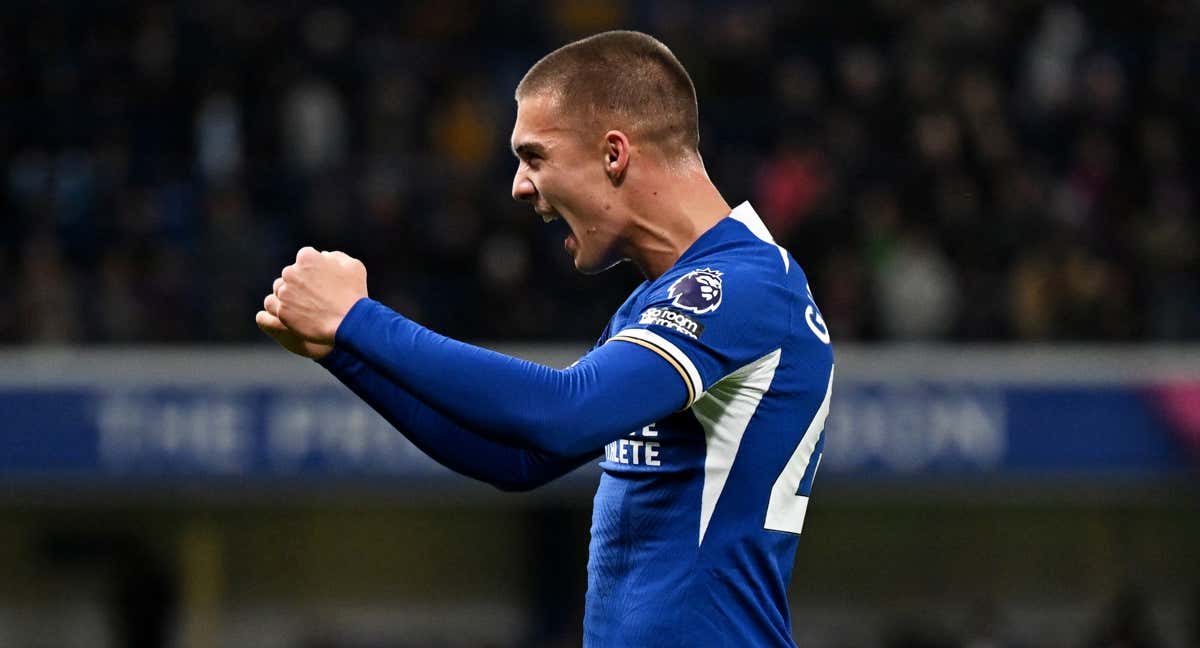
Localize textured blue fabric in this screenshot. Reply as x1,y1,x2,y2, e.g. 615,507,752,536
318,348,594,491
333,299,689,457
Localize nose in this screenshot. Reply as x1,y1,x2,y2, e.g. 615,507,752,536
512,168,536,203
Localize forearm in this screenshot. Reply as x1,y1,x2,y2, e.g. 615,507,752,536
334,299,687,456
318,348,594,491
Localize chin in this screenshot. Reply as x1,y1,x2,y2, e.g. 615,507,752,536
574,255,625,276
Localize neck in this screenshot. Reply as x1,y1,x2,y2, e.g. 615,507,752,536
622,165,731,280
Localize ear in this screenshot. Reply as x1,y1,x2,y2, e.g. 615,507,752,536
603,130,630,184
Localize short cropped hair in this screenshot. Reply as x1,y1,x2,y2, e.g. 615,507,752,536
516,30,700,158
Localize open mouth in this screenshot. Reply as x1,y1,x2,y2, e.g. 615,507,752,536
538,208,577,253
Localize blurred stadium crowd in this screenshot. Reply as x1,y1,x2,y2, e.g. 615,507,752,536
1,1,1197,343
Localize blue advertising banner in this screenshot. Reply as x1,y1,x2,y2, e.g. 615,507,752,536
2,378,1196,485
0,386,449,481
821,382,1196,477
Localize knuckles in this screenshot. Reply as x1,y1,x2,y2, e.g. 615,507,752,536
271,249,366,324
286,248,365,280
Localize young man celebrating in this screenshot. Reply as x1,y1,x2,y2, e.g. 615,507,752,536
257,30,834,647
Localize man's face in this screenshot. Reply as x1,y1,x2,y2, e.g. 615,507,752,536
510,95,626,274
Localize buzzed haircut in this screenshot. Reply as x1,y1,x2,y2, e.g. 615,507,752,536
516,30,700,158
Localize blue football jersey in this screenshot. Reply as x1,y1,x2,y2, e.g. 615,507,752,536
584,202,834,647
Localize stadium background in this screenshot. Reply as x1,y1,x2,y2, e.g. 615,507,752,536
0,1,1197,646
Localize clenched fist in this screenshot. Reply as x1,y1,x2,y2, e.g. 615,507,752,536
257,283,333,360
267,247,368,344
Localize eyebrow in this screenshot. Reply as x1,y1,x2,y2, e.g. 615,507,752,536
512,141,548,159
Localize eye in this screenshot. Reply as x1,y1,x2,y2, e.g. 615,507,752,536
513,143,546,167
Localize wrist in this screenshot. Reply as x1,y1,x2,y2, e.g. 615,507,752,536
334,297,377,350
311,344,334,361
316,345,352,369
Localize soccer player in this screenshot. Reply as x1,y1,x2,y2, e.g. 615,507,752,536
257,30,834,647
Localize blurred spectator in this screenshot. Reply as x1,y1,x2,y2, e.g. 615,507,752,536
17,234,82,342
0,1,1196,344
874,230,960,340
754,138,830,240
282,78,348,174
196,91,243,181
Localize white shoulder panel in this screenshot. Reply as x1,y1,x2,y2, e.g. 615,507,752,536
692,348,783,545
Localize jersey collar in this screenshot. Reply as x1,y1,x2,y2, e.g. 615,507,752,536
674,201,790,273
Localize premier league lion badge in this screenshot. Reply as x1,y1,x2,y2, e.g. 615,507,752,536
668,268,724,314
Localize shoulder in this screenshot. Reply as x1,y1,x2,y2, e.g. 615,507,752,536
636,241,794,354
649,235,791,320
595,281,653,347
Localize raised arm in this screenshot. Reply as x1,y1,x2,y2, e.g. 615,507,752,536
336,298,689,457
318,347,598,492
266,247,690,456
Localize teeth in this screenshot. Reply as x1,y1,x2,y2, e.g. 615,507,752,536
541,213,559,223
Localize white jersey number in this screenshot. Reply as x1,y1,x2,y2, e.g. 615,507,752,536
764,367,833,535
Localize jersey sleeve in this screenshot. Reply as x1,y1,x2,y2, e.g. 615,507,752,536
606,262,788,408
332,298,690,457
317,347,597,492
